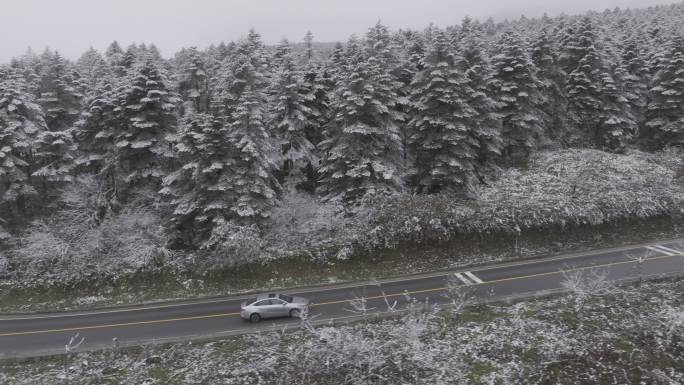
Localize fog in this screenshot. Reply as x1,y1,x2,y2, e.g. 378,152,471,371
0,0,674,61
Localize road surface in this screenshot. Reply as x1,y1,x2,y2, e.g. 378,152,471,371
1,239,683,358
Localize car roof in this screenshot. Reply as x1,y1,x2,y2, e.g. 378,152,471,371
256,293,279,300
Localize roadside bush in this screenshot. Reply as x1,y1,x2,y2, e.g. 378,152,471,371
201,221,266,268
360,149,684,250
3,177,173,288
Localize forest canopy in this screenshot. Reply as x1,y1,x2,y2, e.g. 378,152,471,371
1,2,684,251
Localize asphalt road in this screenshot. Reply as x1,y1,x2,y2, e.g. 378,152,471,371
1,239,683,359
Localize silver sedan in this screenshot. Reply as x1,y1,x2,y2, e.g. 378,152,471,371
240,293,311,322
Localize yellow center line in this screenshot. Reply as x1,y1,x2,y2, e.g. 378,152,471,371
1,252,681,338
0,312,240,337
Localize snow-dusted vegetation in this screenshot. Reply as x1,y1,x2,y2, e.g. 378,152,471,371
1,148,681,294
3,278,682,384
1,1,684,300
363,148,684,250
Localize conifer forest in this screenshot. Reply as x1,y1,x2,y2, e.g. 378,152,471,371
1,3,684,281
3,2,684,384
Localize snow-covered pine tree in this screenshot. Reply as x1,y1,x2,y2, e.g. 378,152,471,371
222,50,280,223
105,41,129,78
318,36,403,205
365,21,397,68
407,31,479,194
325,42,347,90
146,44,163,63
597,68,636,151
456,19,502,182
490,31,545,160
300,64,330,147
269,40,321,190
557,18,583,75
303,31,315,63
74,80,125,217
115,59,179,187
9,50,42,97
565,17,605,146
0,69,46,214
177,47,209,113
77,48,110,91
617,34,648,126
105,41,124,67
531,27,568,143
121,44,138,70
161,112,234,247
329,42,346,69
644,35,684,148
36,51,83,132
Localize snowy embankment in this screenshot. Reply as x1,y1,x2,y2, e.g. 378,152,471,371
0,148,682,299
2,277,682,384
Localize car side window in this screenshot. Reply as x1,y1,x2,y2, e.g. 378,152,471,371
271,299,285,305
254,300,270,307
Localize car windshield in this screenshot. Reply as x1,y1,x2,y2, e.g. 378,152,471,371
279,294,293,303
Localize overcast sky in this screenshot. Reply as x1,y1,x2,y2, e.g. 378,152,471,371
0,0,675,62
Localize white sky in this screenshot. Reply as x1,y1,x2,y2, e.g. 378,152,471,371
0,0,675,62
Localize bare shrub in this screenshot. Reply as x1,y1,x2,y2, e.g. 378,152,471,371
202,221,266,267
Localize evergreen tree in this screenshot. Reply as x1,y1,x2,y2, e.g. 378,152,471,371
117,60,178,185
303,31,315,63
36,51,83,132
597,68,636,151
531,27,567,142
565,17,605,145
300,64,330,147
177,47,209,113
408,31,479,193
121,44,138,69
222,51,280,222
327,42,347,84
161,112,234,246
77,47,110,90
318,37,403,204
645,36,684,147
105,41,126,76
618,34,648,125
105,41,124,65
456,20,502,181
0,70,46,214
270,40,320,189
490,31,545,160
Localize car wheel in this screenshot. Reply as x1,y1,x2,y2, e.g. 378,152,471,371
290,309,301,318
250,313,261,323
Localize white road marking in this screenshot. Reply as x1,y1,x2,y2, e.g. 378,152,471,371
646,245,676,256
454,273,473,285
654,245,683,255
464,271,484,284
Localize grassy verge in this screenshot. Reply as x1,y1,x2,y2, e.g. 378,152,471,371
0,214,681,313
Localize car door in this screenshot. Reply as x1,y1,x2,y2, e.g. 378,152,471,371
253,300,272,318
270,299,289,317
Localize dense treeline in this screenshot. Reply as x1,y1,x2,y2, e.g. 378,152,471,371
1,3,684,249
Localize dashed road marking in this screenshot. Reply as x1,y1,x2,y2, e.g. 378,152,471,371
454,272,473,285
655,245,683,255
646,245,676,256
454,271,483,285
464,271,484,284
